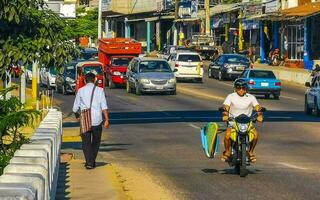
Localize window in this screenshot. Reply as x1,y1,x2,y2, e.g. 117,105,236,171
178,54,201,62
249,70,276,79
131,60,138,73
240,70,249,78
112,57,132,67
224,55,249,63
287,23,304,60
83,66,103,75
139,61,172,73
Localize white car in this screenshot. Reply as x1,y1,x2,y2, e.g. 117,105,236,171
305,74,320,116
40,67,57,88
167,51,204,82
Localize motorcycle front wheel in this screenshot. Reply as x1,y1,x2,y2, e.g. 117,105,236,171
240,143,248,177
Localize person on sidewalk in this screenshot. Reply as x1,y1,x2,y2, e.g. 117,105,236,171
73,72,109,169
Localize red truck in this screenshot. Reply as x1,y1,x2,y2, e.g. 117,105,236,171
98,38,142,88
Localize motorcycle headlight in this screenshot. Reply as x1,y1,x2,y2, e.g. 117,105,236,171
113,71,121,76
168,78,176,84
139,79,150,84
66,77,75,83
237,123,249,132
97,80,102,84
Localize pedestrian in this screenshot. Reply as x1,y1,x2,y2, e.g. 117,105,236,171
73,72,109,169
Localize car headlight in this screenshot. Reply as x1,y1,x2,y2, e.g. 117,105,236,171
66,77,75,83
168,78,176,84
139,79,150,84
237,123,249,132
113,71,121,76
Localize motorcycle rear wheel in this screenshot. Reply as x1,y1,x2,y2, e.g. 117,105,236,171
240,143,248,177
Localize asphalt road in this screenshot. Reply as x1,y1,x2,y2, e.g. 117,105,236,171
56,69,320,200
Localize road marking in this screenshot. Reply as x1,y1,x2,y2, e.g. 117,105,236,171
188,123,201,130
277,162,308,170
281,95,298,101
111,116,221,121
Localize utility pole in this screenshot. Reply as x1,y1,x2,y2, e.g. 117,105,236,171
98,0,102,39
205,0,210,35
32,61,38,102
174,0,179,45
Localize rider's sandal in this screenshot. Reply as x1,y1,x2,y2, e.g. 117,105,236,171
249,154,257,163
220,152,230,162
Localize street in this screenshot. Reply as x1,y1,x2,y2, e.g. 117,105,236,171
58,67,320,200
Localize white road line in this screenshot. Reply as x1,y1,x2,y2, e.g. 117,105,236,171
111,116,221,121
188,123,201,130
281,95,298,101
277,162,308,170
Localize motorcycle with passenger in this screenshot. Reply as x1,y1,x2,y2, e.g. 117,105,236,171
219,107,266,177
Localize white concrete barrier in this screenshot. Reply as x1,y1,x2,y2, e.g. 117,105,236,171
3,164,49,200
0,183,37,199
0,174,45,200
0,110,62,200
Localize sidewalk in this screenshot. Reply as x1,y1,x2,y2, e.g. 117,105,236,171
56,128,127,200
253,63,311,85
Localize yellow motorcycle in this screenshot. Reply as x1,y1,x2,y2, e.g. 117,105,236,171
219,107,266,177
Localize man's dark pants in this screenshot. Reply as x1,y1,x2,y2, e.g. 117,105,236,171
81,124,102,167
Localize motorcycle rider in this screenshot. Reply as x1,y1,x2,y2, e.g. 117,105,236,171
221,79,264,163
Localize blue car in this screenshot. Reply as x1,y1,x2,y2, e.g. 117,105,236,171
237,69,281,99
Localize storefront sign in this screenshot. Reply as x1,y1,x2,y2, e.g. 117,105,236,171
244,4,263,17
242,20,260,30
265,0,280,13
178,0,198,19
102,0,111,12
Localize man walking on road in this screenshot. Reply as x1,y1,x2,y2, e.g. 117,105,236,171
73,72,109,169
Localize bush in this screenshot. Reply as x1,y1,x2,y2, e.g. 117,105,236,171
0,85,40,175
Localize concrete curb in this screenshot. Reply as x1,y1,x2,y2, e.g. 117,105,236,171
254,64,311,85
0,109,62,200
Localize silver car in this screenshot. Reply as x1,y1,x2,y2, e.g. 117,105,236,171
126,57,177,95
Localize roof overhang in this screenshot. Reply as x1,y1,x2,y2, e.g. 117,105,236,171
282,2,320,18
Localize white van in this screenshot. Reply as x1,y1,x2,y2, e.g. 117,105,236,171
167,51,203,83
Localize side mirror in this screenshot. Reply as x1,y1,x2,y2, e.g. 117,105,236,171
260,107,267,112
173,69,178,72
305,82,311,87
218,107,226,113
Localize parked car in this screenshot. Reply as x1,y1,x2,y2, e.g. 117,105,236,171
11,65,21,78
40,67,57,88
25,65,32,83
237,69,281,99
55,62,77,94
167,50,203,82
126,57,177,95
305,74,320,116
208,54,251,81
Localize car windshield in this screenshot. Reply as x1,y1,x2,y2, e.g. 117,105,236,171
249,70,276,79
112,57,132,67
49,67,58,75
178,54,201,62
66,65,76,78
83,66,103,75
139,61,172,73
225,55,249,63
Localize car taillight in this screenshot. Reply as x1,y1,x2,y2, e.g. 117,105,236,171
249,79,255,85
175,64,180,67
275,82,281,86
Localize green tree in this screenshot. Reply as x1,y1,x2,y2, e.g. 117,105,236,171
0,86,40,174
66,7,98,41
0,0,78,76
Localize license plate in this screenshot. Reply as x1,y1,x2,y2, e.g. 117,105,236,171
156,86,164,90
236,66,244,70
261,82,269,87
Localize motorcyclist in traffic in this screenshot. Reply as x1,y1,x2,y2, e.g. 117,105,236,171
221,79,264,163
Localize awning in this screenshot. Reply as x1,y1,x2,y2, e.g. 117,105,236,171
210,3,240,16
174,18,201,23
282,2,320,18
244,13,285,21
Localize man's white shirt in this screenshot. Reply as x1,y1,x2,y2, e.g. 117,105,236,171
223,92,259,118
73,83,108,126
